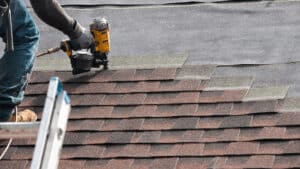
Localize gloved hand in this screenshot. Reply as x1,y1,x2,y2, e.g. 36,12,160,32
69,28,94,51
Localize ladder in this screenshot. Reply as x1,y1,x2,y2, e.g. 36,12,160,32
0,77,71,169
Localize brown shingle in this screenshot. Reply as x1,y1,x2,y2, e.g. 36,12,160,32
273,155,300,168
202,129,240,142
111,69,136,81
149,158,178,169
145,92,199,105
231,100,278,115
131,159,152,169
0,160,28,169
150,144,181,156
178,144,205,156
105,159,134,169
226,142,259,155
176,157,216,169
198,90,247,103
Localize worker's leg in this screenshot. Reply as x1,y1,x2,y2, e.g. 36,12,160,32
0,0,39,121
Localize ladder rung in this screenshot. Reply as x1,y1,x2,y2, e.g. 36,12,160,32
0,122,40,139
0,122,40,130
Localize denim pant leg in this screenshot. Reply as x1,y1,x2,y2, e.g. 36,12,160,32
0,0,39,121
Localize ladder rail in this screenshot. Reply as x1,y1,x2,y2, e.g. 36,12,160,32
30,77,60,169
30,77,71,169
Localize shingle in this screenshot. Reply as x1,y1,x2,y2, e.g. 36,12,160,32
246,155,275,168
125,144,151,157
70,106,113,119
30,71,55,83
197,117,223,129
178,144,205,156
21,95,45,107
251,114,279,127
243,86,289,102
220,115,252,128
130,159,152,169
101,119,122,131
109,55,187,70
273,155,300,168
102,93,146,105
85,132,110,144
286,127,300,138
149,158,178,169
198,90,247,103
203,76,254,91
84,159,109,169
59,160,86,169
70,94,105,106
64,83,116,94
58,70,115,83
277,112,300,126
107,132,134,143
111,69,136,81
105,159,134,169
102,145,126,158
159,80,204,92
176,157,216,169
202,129,240,142
180,130,204,142
203,143,228,156
173,117,198,129
112,105,156,118
25,84,47,95
144,92,199,105
176,65,216,80
133,131,161,143
259,141,287,154
149,144,181,156
62,146,104,159
159,131,185,143
67,120,104,131
64,132,88,145
223,156,249,168
278,97,300,112
0,160,28,169
111,106,138,118
142,118,175,130
239,128,263,141
134,68,177,81
135,81,161,93
283,141,300,154
193,103,232,117
225,142,259,155
101,118,144,131
118,118,144,130
231,100,278,115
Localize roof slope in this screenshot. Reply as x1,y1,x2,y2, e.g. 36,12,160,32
1,66,300,169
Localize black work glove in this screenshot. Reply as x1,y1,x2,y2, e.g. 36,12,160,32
69,21,93,51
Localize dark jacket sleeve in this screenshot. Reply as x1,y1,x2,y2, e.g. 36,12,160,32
30,0,82,39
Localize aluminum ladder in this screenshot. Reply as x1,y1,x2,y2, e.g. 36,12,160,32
0,77,71,169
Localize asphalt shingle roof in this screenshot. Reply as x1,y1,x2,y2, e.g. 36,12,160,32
1,66,300,169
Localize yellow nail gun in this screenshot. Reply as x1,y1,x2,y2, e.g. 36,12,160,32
36,18,110,75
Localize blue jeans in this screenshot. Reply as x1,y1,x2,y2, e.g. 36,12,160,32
0,0,39,121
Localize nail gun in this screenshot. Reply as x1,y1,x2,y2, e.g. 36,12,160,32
36,18,110,75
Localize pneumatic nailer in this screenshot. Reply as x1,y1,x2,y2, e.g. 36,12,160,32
36,18,110,75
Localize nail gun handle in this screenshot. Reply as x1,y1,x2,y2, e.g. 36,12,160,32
60,41,72,58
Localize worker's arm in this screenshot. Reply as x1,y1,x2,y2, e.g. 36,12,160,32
30,0,92,49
